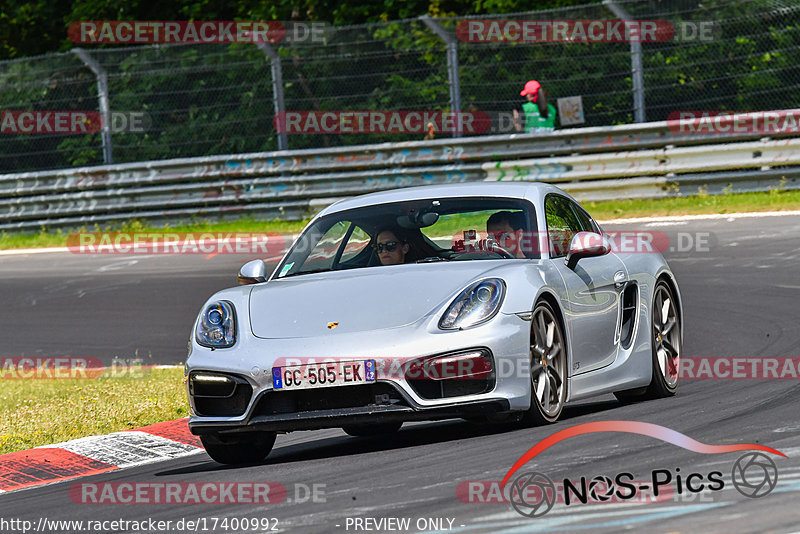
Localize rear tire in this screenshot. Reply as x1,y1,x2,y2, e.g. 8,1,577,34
200,431,276,464
521,300,567,426
645,280,680,398
342,422,402,437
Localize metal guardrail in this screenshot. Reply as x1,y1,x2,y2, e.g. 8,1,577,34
1,115,799,231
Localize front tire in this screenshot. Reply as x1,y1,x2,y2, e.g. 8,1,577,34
522,300,567,425
200,431,276,464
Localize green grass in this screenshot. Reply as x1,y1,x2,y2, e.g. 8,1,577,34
2,190,800,251
585,188,800,220
0,368,189,455
3,189,800,251
0,217,312,251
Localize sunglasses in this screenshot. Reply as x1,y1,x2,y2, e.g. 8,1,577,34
372,241,402,253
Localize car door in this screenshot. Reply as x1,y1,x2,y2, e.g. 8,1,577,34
545,194,625,375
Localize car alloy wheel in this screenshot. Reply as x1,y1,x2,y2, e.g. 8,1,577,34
650,281,680,395
524,300,566,424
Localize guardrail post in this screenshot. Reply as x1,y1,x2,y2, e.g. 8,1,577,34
256,42,289,151
603,0,646,123
73,48,113,164
420,15,462,138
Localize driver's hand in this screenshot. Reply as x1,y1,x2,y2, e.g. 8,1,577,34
489,230,526,258
477,238,494,251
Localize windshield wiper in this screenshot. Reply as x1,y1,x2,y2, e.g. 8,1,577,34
416,256,449,263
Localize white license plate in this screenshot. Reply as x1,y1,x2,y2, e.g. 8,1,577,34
272,360,376,391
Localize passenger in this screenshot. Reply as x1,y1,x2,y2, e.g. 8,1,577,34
373,228,411,266
486,211,525,258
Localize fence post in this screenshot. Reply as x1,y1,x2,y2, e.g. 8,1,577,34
72,48,113,164
603,0,646,123
419,15,462,137
256,42,289,151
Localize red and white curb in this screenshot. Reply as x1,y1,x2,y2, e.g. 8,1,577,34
0,419,205,494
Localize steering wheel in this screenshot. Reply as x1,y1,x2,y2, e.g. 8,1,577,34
473,240,515,259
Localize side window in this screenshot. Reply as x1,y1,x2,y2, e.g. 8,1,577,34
298,220,350,273
340,225,371,263
569,202,598,233
544,195,582,257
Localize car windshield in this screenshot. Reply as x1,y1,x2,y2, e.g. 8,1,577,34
274,196,538,278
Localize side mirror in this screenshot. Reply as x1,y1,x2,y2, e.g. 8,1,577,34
238,259,267,285
565,232,610,270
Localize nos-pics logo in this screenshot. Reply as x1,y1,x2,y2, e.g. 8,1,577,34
501,421,783,518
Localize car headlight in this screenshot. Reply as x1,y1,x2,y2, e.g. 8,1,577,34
439,279,506,330
195,301,236,348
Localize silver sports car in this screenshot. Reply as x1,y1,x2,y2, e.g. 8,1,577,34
186,182,682,464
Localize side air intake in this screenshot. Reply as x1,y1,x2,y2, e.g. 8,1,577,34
618,283,639,349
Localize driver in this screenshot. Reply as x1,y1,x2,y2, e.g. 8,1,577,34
373,227,411,265
486,211,526,258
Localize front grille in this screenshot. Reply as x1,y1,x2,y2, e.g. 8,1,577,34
254,383,405,416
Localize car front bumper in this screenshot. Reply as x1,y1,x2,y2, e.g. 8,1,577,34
189,398,512,434
186,311,532,434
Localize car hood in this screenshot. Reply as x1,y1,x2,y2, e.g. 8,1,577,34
249,262,508,338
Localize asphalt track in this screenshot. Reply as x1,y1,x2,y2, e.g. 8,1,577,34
1,214,799,533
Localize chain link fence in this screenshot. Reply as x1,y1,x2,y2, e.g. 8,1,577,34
0,0,798,173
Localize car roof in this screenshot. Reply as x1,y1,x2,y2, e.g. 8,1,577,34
317,181,571,217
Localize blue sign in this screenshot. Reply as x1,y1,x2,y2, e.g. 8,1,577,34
365,360,376,382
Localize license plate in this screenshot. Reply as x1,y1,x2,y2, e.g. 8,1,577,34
272,360,375,391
